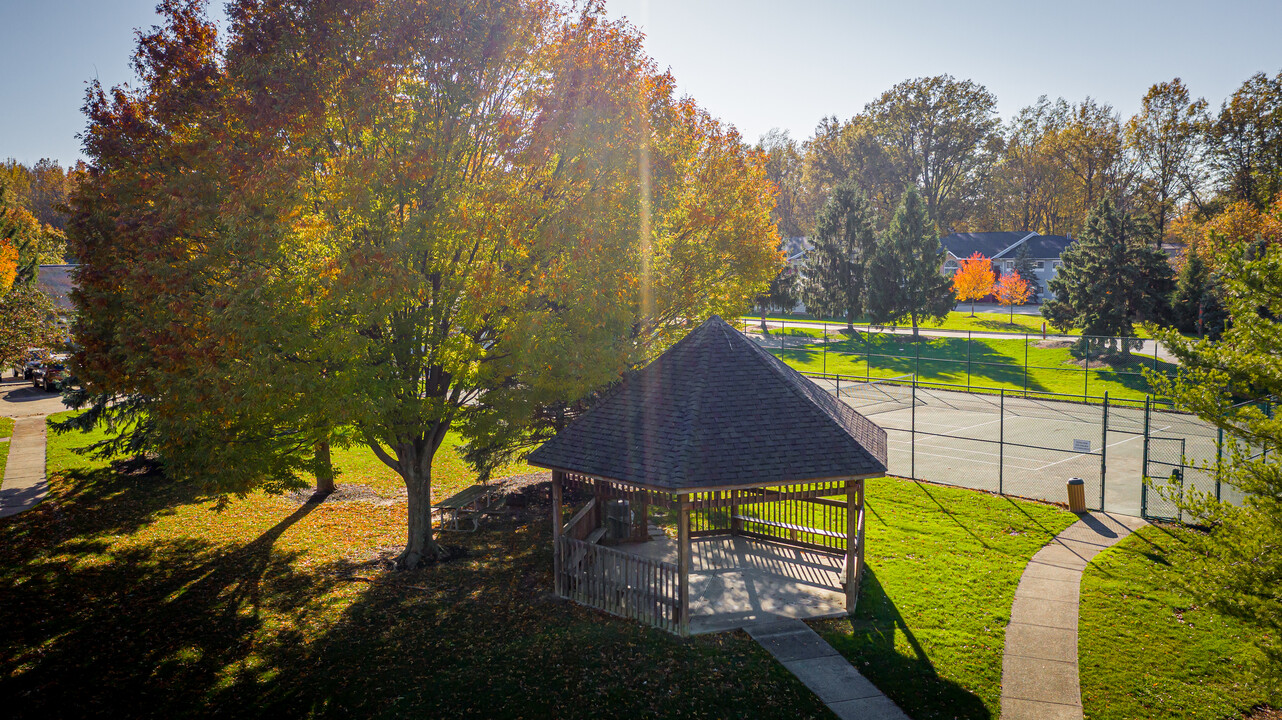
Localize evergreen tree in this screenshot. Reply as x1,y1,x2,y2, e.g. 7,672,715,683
799,181,879,328
1043,199,1174,353
1148,238,1282,682
866,186,955,336
1012,242,1042,303
1171,247,1227,339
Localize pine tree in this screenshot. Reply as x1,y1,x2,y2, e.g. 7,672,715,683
1043,199,1174,353
866,186,956,336
1171,247,1227,339
799,181,879,328
1012,242,1042,303
1148,238,1282,682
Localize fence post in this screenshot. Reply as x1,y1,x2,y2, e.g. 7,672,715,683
1023,334,1029,397
1099,392,1109,510
911,377,917,480
998,389,1005,495
865,328,870,383
914,335,921,383
1141,396,1151,518
823,321,827,375
966,330,972,392
1216,426,1224,502
1084,340,1091,401
780,317,785,350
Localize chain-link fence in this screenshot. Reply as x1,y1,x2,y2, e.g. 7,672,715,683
803,370,1250,522
744,317,1174,404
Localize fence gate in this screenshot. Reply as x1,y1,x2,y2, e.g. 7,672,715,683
1142,436,1188,522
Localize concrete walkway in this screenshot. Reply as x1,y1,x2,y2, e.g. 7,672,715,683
0,378,66,518
745,618,910,720
1000,512,1147,719
0,416,49,518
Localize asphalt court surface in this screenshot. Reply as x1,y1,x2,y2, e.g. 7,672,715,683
808,378,1221,517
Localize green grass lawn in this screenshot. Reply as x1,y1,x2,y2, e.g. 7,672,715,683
1,414,830,719
1079,524,1280,719
16,413,1263,720
327,432,537,501
762,331,1173,401
810,479,1077,720
742,312,1158,339
0,416,15,439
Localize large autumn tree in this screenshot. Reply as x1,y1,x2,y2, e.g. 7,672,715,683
69,0,780,568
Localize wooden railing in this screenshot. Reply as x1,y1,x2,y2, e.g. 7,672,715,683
556,536,683,635
734,492,849,554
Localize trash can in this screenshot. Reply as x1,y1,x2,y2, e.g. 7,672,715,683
1067,477,1086,513
605,499,631,541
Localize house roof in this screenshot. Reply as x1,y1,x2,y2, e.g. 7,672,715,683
940,232,1075,260
1017,234,1073,259
35,264,76,311
940,232,1032,259
527,316,887,492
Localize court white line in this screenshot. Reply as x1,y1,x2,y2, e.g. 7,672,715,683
885,438,1044,470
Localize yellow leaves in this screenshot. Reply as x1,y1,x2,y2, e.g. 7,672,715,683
0,239,17,296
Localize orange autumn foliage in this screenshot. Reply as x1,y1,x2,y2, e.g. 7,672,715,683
0,240,17,294
994,272,1032,323
952,252,995,313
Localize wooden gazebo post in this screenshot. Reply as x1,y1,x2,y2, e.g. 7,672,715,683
551,470,564,595
845,478,860,610
677,498,691,631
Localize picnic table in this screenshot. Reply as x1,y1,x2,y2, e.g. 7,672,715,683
433,483,505,532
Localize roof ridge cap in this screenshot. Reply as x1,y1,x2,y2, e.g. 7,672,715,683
733,325,882,463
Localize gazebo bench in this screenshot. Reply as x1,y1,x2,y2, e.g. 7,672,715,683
731,514,846,539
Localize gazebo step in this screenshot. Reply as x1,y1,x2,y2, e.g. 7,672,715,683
732,515,846,539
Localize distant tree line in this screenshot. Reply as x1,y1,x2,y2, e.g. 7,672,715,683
755,71,1282,342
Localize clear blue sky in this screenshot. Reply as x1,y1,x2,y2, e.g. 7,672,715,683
3,0,1280,165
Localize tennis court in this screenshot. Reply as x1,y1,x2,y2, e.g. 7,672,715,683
806,374,1223,518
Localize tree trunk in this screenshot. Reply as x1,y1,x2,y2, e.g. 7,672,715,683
397,443,446,570
314,440,336,495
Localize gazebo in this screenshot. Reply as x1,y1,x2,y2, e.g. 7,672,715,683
529,316,888,636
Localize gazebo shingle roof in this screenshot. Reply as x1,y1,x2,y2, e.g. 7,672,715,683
528,316,887,492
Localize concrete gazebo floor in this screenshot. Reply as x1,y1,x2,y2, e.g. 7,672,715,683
617,529,848,635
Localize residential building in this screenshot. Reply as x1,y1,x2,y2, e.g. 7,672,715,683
938,232,1075,301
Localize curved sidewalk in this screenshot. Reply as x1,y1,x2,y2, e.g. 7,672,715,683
1000,511,1147,719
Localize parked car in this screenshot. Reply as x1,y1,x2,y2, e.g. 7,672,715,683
21,356,43,381
34,363,66,392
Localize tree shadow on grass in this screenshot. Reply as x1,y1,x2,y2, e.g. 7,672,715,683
1,500,831,720
817,568,990,720
0,464,216,569
0,499,338,720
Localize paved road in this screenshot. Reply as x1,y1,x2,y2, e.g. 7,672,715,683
0,376,69,517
